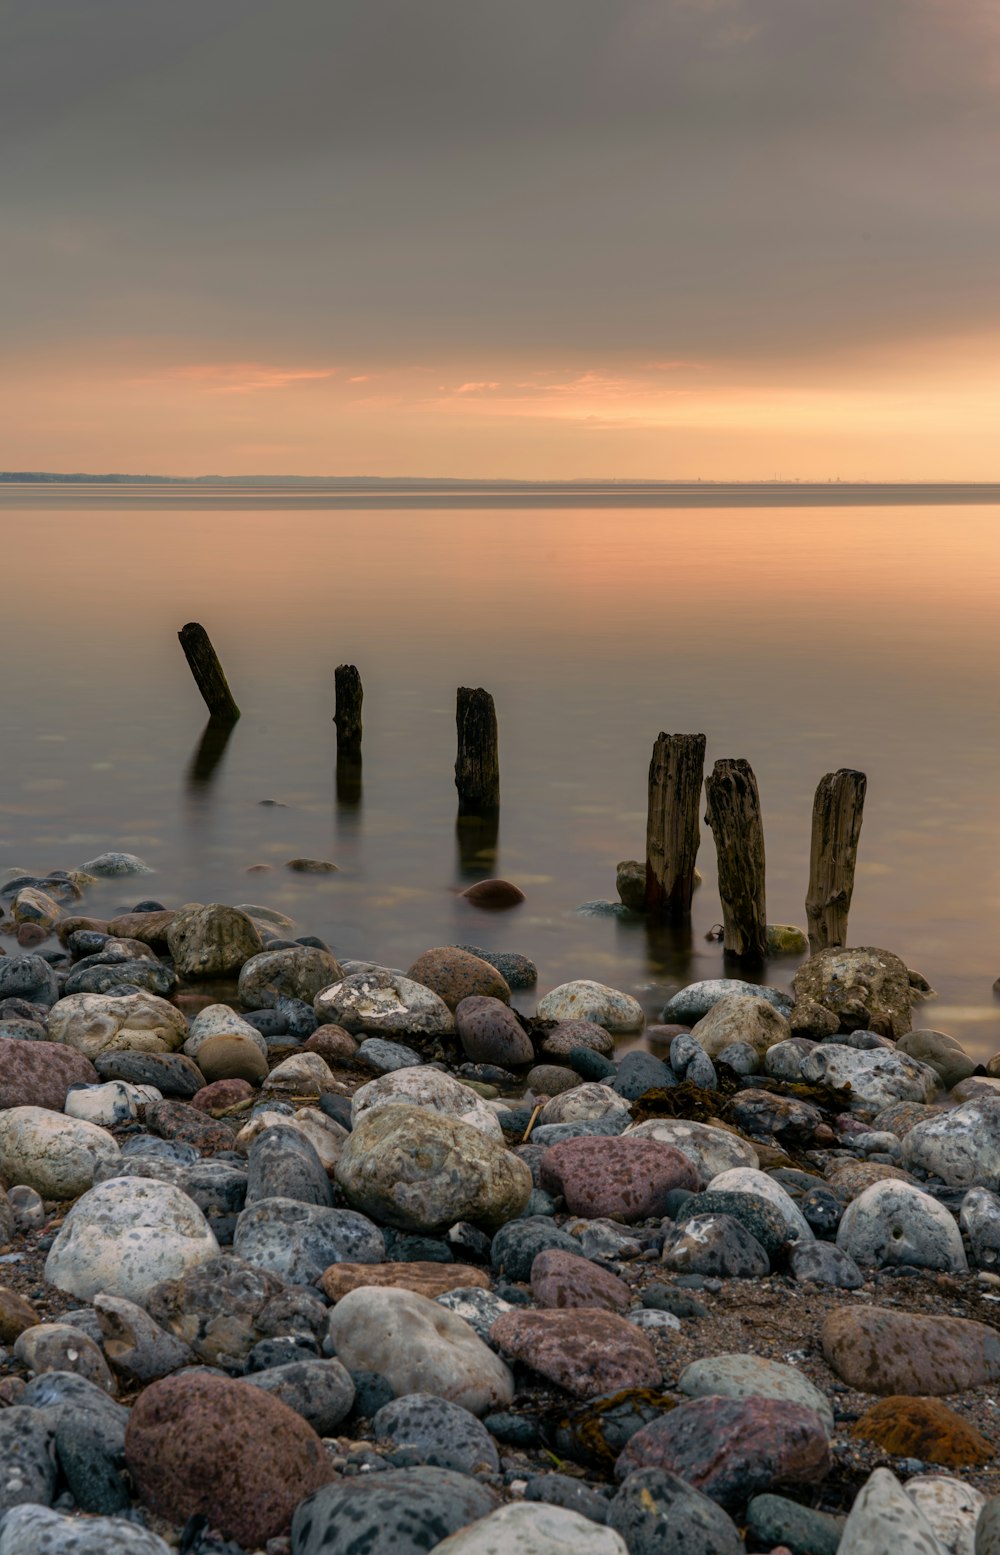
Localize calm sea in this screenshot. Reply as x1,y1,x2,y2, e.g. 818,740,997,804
4,482,1000,1058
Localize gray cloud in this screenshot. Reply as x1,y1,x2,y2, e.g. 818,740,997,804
2,0,998,364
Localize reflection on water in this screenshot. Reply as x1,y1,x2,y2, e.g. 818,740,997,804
4,486,1000,1057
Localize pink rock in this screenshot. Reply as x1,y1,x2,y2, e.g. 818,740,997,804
539,1136,701,1221
0,1036,98,1111
530,1249,632,1313
491,1308,660,1398
615,1395,831,1508
190,1079,255,1114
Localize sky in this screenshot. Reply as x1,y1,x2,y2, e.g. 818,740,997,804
2,0,999,479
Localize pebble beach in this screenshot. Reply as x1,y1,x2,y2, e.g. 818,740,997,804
2,853,1000,1554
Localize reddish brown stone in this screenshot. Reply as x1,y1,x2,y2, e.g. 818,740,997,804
145,1099,236,1155
407,947,511,1011
539,1136,700,1222
0,1036,98,1112
540,1022,615,1060
56,916,111,944
320,1261,491,1302
15,923,48,948
530,1249,632,1313
851,1396,993,1466
191,1078,255,1114
491,1309,660,1399
107,910,177,949
615,1395,831,1508
460,879,525,909
125,1372,333,1545
821,1306,1000,1396
0,1286,39,1342
304,1025,359,1064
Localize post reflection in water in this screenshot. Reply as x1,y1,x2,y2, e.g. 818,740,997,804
186,718,237,794
455,809,501,878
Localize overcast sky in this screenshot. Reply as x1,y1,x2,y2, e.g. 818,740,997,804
2,0,998,477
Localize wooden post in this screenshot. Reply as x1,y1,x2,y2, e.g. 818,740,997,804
333,664,363,758
806,768,867,953
645,732,706,915
704,757,767,962
177,623,240,722
455,687,499,813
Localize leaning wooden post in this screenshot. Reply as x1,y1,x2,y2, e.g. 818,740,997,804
333,664,363,758
177,623,240,722
645,732,706,915
704,757,767,962
806,768,867,953
455,687,499,813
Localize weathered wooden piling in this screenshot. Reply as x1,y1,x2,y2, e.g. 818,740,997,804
178,623,241,722
455,687,499,813
333,664,363,758
645,732,706,916
806,767,867,953
704,757,767,962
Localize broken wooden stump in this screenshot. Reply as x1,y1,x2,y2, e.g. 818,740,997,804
645,732,706,916
333,664,363,758
177,623,240,722
704,756,767,963
806,767,867,953
455,687,499,814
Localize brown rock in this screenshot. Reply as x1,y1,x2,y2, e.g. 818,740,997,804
851,1395,994,1466
821,1306,1000,1395
0,1377,25,1406
194,1033,268,1085
490,1309,660,1399
107,910,177,949
168,903,265,980
286,858,338,872
825,1160,913,1196
146,1099,236,1155
0,1036,99,1111
614,1395,831,1508
530,1249,632,1313
125,1372,333,1545
460,878,525,910
0,1286,38,1342
525,1065,579,1096
407,947,511,1011
304,1025,358,1064
320,1261,491,1302
191,1079,255,1115
455,996,534,1068
15,923,48,948
792,946,925,1039
56,916,111,944
539,1136,700,1222
540,1022,615,1060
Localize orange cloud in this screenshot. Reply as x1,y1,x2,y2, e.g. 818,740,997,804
137,362,336,395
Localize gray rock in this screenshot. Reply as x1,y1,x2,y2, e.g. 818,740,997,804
352,1067,503,1140
454,946,537,989
14,1323,116,1395
373,1391,499,1474
54,1411,130,1514
903,1096,1000,1189
669,1035,717,1089
80,853,152,876
837,1180,967,1273
747,1493,842,1555
612,1051,673,1100
44,1177,220,1302
961,1187,1000,1269
434,1288,514,1346
427,1502,628,1555
19,1372,129,1458
837,1467,949,1555
239,945,346,1009
608,1467,744,1555
0,954,60,1007
247,1126,333,1207
977,1495,1000,1554
662,1214,770,1278
531,1117,632,1146
625,1118,757,1179
490,1218,587,1282
313,969,454,1037
0,1506,171,1555
166,902,264,979
764,1038,815,1082
64,960,176,997
356,1036,424,1072
907,1475,983,1554
661,979,793,1025
678,1353,833,1433
455,996,534,1068
0,1107,120,1199
537,981,644,1034
896,1030,977,1091
0,1407,56,1515
793,946,927,1040
714,1042,760,1075
691,995,791,1060
241,1357,355,1434
703,1167,814,1244
234,1197,384,1284
789,1241,864,1289
93,1294,193,1383
291,1466,499,1555
94,1050,204,1097
524,1473,609,1526
801,1044,939,1110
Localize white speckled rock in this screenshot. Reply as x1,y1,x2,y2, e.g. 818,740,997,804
706,1166,814,1243
44,1177,220,1302
0,1106,120,1199
0,1505,172,1555
906,1475,983,1555
959,1186,1000,1269
351,1067,504,1139
535,981,644,1034
538,1084,630,1127
678,1353,834,1433
837,1180,968,1273
624,1118,759,1177
902,1096,1000,1189
236,1108,349,1172
262,1052,337,1092
690,995,791,1059
314,969,455,1037
839,1468,948,1555
434,1502,629,1555
326,1287,515,1415
64,1081,157,1127
801,1044,939,1110
47,991,187,1058
185,1003,267,1054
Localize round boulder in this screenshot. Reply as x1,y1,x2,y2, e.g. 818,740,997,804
44,1177,220,1302
536,981,644,1035
406,948,511,1010
0,1107,120,1199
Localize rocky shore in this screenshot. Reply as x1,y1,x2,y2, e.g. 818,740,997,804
2,855,1000,1553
